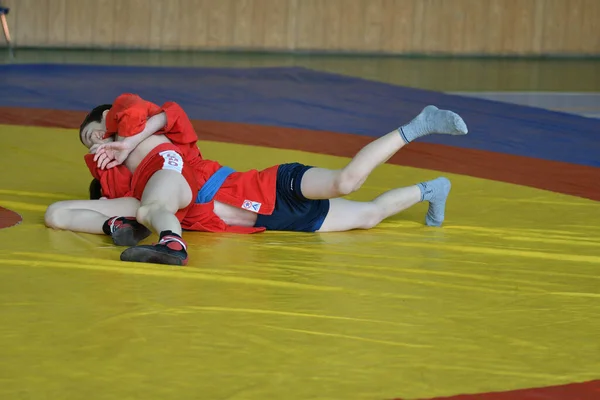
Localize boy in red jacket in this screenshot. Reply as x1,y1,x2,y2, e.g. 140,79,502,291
50,93,205,266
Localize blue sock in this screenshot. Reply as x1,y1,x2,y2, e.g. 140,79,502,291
417,177,451,227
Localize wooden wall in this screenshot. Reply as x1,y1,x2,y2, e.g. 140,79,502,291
2,0,599,55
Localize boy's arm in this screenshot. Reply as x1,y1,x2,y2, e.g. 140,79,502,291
118,111,167,150
91,112,167,170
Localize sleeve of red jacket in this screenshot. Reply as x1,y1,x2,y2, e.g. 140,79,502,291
158,101,199,144
84,154,133,199
104,94,162,138
157,101,202,160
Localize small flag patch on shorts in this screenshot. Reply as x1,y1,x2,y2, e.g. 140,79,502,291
242,200,262,213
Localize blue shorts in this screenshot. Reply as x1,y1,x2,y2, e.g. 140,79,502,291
254,163,330,232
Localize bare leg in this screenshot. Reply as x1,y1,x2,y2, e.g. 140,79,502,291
45,198,141,234
318,187,420,232
301,129,407,199
301,105,467,200
135,170,192,236
317,177,451,232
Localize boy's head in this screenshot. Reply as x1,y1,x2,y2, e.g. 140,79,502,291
79,104,112,149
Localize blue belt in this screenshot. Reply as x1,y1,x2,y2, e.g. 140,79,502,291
195,166,236,204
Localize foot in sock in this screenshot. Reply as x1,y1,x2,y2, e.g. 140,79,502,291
103,216,152,246
120,230,188,266
417,177,452,227
399,105,468,144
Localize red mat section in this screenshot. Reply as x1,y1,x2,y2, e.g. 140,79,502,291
0,206,22,229
398,379,600,400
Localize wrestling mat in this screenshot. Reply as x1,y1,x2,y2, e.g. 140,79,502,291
0,64,599,400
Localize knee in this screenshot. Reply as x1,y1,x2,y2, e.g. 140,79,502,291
44,202,68,229
136,204,153,225
334,170,366,197
136,202,166,225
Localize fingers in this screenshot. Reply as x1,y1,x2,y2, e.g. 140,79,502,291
93,147,112,164
93,148,103,162
94,151,111,169
93,146,105,162
92,144,126,169
106,160,119,169
95,152,106,168
100,153,112,170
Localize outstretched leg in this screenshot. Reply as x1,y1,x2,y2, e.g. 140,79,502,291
317,177,451,232
44,198,151,246
301,106,467,200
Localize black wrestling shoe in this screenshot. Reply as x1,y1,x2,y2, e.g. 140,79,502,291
102,216,152,247
120,231,188,266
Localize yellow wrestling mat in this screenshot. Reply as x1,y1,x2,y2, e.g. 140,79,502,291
1,125,600,400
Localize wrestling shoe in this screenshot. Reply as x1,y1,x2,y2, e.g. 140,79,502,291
102,216,152,247
120,230,188,266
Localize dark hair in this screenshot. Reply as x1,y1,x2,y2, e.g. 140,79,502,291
89,178,103,200
83,105,110,199
79,104,112,143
